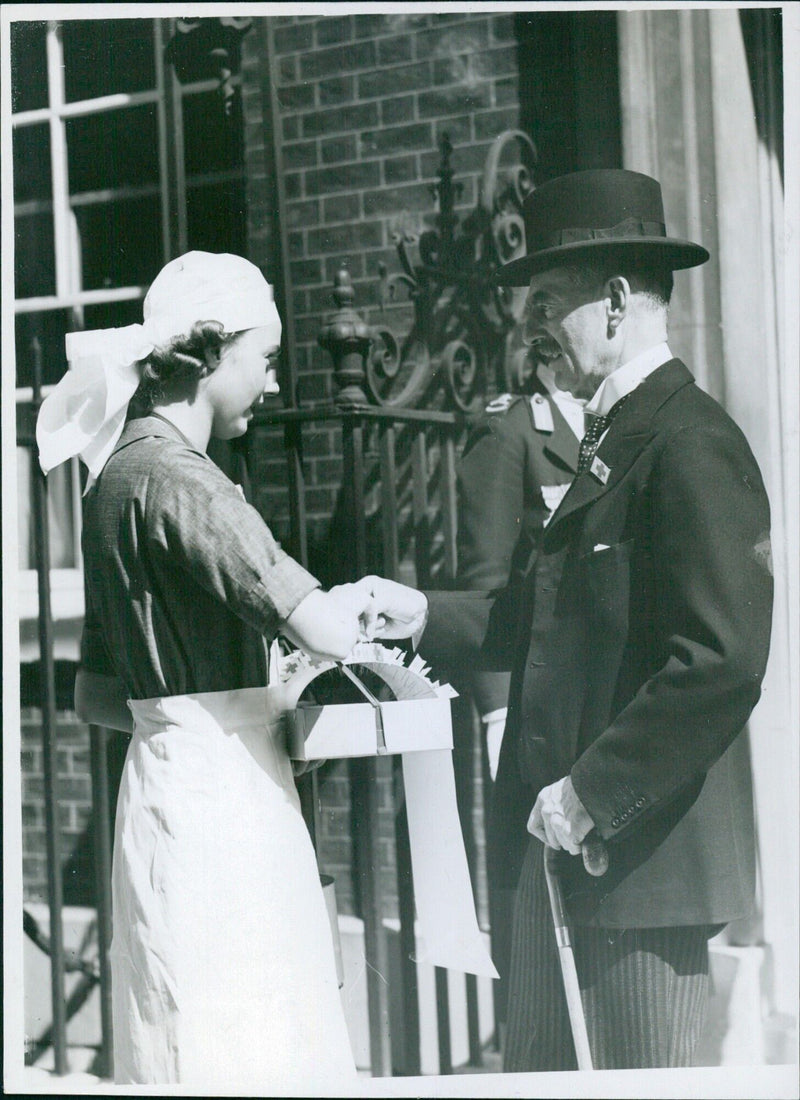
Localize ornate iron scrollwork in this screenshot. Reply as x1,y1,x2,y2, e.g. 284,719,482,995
368,130,538,412
318,267,372,406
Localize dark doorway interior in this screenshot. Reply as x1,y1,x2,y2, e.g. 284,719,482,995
515,11,622,183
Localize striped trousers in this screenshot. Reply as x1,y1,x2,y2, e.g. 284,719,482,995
504,839,713,1072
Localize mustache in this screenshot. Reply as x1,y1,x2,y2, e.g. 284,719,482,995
525,333,563,363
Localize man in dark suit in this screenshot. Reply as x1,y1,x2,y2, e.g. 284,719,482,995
366,169,773,1070
453,360,581,1033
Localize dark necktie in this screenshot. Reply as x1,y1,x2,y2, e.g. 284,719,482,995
577,393,631,474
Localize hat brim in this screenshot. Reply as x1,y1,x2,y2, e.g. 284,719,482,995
494,237,710,286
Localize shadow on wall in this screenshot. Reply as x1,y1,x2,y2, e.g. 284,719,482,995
514,9,621,181
739,7,783,182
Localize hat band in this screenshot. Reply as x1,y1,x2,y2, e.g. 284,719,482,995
535,216,667,250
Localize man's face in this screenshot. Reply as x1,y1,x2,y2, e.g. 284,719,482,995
521,266,609,398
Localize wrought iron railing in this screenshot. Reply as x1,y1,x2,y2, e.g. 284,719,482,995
252,396,467,1076
17,351,114,1078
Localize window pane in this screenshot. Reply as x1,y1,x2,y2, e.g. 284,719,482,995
15,310,71,390
16,447,33,571
13,124,52,204
82,298,145,332
66,104,159,193
62,18,156,102
17,448,78,571
186,178,247,256
15,213,56,298
10,20,48,112
183,88,244,176
75,195,162,291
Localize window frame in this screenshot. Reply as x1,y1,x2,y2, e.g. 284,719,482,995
13,17,245,636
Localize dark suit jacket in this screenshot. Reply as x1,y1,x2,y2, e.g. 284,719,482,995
441,390,578,892
424,360,773,926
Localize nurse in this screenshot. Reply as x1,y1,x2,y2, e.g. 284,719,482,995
36,251,426,1089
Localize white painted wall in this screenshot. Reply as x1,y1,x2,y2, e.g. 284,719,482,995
618,3,798,1038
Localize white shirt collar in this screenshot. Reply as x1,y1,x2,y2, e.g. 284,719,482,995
585,342,673,417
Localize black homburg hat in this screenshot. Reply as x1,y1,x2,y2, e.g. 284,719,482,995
496,169,710,286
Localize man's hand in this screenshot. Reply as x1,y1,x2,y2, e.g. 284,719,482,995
352,575,428,641
527,775,595,854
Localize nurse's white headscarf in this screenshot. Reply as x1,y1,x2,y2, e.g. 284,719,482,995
36,251,282,485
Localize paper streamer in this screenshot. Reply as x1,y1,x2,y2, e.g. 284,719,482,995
274,641,499,980
401,748,498,978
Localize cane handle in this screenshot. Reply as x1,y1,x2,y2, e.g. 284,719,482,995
581,832,609,877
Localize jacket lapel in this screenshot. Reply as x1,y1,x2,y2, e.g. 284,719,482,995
544,360,695,541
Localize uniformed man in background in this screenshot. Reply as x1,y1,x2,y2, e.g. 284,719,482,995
452,350,583,1036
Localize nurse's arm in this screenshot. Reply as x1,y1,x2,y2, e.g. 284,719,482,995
281,584,373,661
74,669,134,734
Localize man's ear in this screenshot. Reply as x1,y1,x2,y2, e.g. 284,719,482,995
605,275,630,333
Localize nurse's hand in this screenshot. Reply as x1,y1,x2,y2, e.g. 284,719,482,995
282,585,373,660
327,581,378,642
351,575,428,642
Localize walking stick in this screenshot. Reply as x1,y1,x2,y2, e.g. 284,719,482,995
543,833,608,1071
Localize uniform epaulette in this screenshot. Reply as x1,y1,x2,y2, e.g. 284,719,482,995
529,391,555,432
485,393,519,415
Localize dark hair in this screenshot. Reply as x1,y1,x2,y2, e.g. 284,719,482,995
560,250,674,309
131,320,237,415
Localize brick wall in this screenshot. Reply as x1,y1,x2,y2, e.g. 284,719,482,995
241,12,520,532
21,707,92,905
20,660,130,907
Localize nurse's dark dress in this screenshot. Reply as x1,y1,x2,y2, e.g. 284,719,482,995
80,416,357,1089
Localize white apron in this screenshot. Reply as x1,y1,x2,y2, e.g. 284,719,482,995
111,687,357,1091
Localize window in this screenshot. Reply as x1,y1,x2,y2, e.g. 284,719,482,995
11,17,247,657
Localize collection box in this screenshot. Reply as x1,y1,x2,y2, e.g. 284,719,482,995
277,643,457,762
287,695,454,761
